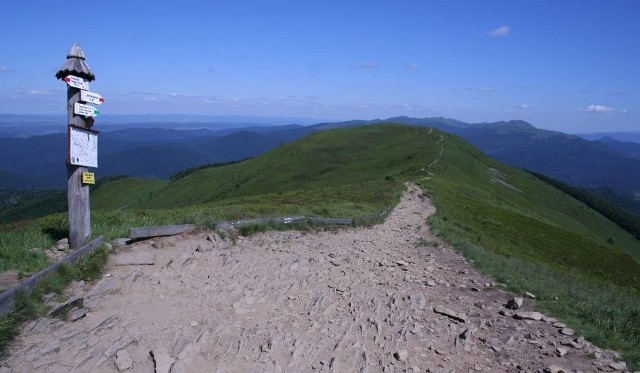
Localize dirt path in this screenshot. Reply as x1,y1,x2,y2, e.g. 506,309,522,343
2,184,629,372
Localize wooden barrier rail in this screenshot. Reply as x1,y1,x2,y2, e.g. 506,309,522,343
0,237,103,318
0,207,393,318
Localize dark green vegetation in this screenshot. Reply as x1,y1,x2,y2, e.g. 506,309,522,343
585,187,640,217
418,131,640,367
530,171,640,239
90,125,434,217
316,117,640,217
419,131,640,284
0,126,313,189
5,115,640,220
0,189,66,224
169,159,251,181
1,124,640,366
445,121,640,216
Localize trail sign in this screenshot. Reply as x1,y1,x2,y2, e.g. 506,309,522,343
57,43,99,250
63,75,89,90
80,90,104,105
81,172,95,185
69,126,98,168
74,102,100,117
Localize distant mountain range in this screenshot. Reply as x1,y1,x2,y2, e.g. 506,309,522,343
595,137,640,159
0,125,316,188
577,131,640,144
367,117,640,215
1,114,639,215
0,114,325,138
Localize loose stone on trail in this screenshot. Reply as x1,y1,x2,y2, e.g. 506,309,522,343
560,328,575,336
2,184,629,373
514,311,544,321
150,350,175,373
114,349,132,372
506,296,524,310
394,349,409,362
433,305,467,323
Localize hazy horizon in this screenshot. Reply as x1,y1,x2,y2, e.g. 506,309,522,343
1,113,639,136
1,1,638,133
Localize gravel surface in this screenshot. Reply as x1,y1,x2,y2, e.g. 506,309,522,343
1,184,630,372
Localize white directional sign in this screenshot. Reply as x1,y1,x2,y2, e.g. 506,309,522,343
68,126,98,168
80,90,105,105
74,102,100,117
63,75,89,90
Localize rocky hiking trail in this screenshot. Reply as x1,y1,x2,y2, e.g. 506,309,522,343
1,184,633,373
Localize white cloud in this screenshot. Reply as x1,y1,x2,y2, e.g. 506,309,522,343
488,25,510,37
407,63,419,69
351,61,379,69
27,89,58,96
129,91,160,96
579,104,627,114
479,87,497,92
520,103,530,109
0,66,14,73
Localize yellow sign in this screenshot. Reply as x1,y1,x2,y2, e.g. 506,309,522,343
81,172,95,185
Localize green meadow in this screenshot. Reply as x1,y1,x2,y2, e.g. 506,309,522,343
1,124,639,366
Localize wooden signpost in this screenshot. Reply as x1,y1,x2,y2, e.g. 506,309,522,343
55,43,104,249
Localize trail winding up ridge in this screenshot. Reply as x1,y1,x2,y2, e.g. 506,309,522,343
3,184,627,372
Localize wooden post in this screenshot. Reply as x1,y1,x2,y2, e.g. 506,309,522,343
67,166,90,248
67,85,90,248
56,43,98,249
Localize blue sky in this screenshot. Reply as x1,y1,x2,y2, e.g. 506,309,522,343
0,0,638,132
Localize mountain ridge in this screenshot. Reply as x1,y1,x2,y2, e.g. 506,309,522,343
3,124,640,365
2,115,640,217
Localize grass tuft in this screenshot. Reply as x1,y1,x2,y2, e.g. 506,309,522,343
417,238,439,248
0,245,108,356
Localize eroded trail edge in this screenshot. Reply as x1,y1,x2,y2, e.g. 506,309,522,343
3,184,626,372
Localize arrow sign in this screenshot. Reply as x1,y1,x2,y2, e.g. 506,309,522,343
80,90,105,105
63,75,89,90
74,102,100,117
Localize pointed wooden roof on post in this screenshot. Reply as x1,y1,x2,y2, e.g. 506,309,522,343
55,43,95,82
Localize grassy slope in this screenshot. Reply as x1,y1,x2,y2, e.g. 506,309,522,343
91,178,168,211
0,190,66,224
419,131,640,364
91,125,442,221
90,125,640,279
3,124,640,364
421,133,640,286
139,125,435,208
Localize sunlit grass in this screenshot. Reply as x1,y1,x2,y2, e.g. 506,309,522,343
0,246,108,355
421,131,640,367
1,124,639,367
